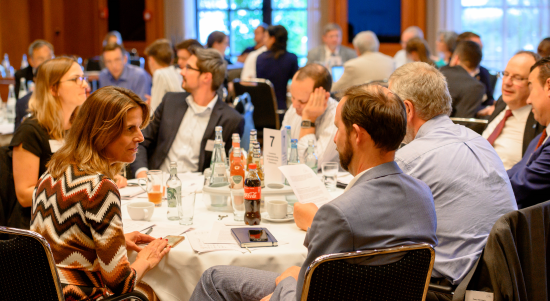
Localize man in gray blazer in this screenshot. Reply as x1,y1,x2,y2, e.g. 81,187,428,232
189,84,438,301
331,31,395,92
130,48,244,177
306,23,357,66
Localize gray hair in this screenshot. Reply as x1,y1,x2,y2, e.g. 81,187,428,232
403,26,424,39
28,39,54,57
352,31,379,54
438,31,458,53
192,47,227,91
389,62,452,120
323,23,342,35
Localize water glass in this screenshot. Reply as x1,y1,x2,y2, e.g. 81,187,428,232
230,188,245,221
179,190,196,225
322,162,338,191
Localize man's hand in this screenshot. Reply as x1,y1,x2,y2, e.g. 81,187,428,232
275,266,301,285
260,293,273,301
136,171,148,179
124,231,157,252
294,202,318,231
144,94,151,105
302,87,329,123
114,174,128,188
477,104,495,117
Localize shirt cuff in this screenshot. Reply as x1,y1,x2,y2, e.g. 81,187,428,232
135,167,149,178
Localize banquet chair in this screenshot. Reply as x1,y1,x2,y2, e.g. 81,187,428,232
450,117,488,135
300,244,435,301
0,226,149,301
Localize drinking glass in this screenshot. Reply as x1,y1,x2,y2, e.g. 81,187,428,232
322,162,338,191
138,170,164,207
179,189,196,225
230,188,245,221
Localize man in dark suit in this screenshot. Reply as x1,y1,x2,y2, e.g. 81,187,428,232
508,57,550,208
14,40,54,100
482,51,544,169
440,40,486,118
131,47,244,177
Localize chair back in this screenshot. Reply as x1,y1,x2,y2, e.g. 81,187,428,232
450,117,488,135
233,78,280,139
0,226,64,301
301,244,435,301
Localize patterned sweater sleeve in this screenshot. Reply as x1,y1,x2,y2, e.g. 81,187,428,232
85,176,137,295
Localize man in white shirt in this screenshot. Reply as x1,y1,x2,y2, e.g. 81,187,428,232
394,26,424,68
282,63,339,167
306,23,357,67
482,51,543,169
131,48,244,177
144,39,184,113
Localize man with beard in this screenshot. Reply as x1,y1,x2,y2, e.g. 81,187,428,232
188,84,438,301
131,47,244,177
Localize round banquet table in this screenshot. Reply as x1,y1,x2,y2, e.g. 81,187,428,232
120,177,344,301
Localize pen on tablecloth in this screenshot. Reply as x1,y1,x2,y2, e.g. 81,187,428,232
141,225,156,235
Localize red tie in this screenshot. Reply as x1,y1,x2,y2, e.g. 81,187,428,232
487,110,513,146
535,130,548,150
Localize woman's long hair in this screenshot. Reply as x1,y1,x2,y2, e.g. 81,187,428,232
406,37,435,66
267,25,288,60
47,86,150,180
28,57,77,140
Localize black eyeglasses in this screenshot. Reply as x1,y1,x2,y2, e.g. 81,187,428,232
58,76,88,87
184,64,201,73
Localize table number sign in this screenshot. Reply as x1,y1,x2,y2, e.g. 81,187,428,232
263,128,287,184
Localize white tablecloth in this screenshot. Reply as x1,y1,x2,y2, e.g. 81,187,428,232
120,179,343,301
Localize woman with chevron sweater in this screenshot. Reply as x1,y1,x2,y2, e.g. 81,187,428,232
30,86,170,300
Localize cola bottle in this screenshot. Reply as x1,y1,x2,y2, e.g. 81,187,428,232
244,163,261,225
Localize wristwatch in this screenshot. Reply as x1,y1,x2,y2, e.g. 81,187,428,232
301,120,315,128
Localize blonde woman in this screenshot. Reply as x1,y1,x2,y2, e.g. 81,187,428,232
32,86,170,300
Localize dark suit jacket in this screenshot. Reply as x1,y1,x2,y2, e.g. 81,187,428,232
130,91,244,175
507,130,550,208
488,96,544,155
477,66,495,107
14,92,32,132
440,65,486,118
14,66,34,100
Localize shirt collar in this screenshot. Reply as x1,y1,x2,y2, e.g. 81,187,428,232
109,64,129,82
185,94,218,115
344,167,372,192
507,104,532,122
325,45,340,56
415,114,451,140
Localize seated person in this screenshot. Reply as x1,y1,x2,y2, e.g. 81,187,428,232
175,39,203,70
508,56,550,209
237,23,267,63
144,39,183,112
394,26,424,68
256,25,299,113
9,57,88,229
15,39,54,100
482,51,543,169
32,86,170,300
440,41,486,118
306,23,357,67
406,37,435,66
537,37,550,57
435,31,458,67
131,47,244,177
283,63,338,166
207,31,231,64
99,43,152,101
294,63,517,300
189,83,438,301
103,30,123,47
331,31,394,93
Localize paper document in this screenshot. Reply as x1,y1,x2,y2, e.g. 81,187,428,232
187,231,246,254
278,164,332,206
149,224,193,238
205,222,249,244
122,220,155,233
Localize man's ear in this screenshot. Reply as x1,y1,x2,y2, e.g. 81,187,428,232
202,72,213,85
546,78,550,97
403,100,415,123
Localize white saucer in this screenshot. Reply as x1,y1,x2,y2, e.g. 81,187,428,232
263,213,294,222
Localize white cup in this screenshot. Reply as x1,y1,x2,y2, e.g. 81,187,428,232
127,202,155,221
266,200,288,219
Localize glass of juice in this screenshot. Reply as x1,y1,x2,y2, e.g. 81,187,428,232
138,170,164,207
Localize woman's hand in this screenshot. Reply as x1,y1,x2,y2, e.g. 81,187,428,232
124,231,156,252
136,237,170,270
114,174,128,188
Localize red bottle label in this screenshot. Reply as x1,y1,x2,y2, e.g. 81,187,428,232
244,187,261,200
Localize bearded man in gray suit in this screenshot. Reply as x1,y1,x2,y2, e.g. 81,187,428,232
188,83,438,301
306,23,357,67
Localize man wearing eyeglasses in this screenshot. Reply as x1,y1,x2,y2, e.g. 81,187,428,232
482,51,544,170
131,47,244,177
99,43,151,101
282,64,338,169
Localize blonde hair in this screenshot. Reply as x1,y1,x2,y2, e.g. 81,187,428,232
28,57,77,140
47,87,150,179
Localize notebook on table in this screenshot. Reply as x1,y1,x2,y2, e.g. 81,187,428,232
231,227,278,248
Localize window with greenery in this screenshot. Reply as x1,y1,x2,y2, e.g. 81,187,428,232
461,0,550,71
196,0,308,65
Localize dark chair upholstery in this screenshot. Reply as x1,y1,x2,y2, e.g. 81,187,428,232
0,145,28,230
130,57,145,69
450,117,488,135
85,56,102,71
301,244,435,301
0,227,149,301
233,78,280,142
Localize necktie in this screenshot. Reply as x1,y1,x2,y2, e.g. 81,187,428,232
487,109,513,146
535,130,548,150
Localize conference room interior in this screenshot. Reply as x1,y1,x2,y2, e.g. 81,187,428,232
0,0,549,301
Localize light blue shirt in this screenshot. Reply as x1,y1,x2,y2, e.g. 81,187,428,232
99,64,152,101
396,114,517,284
